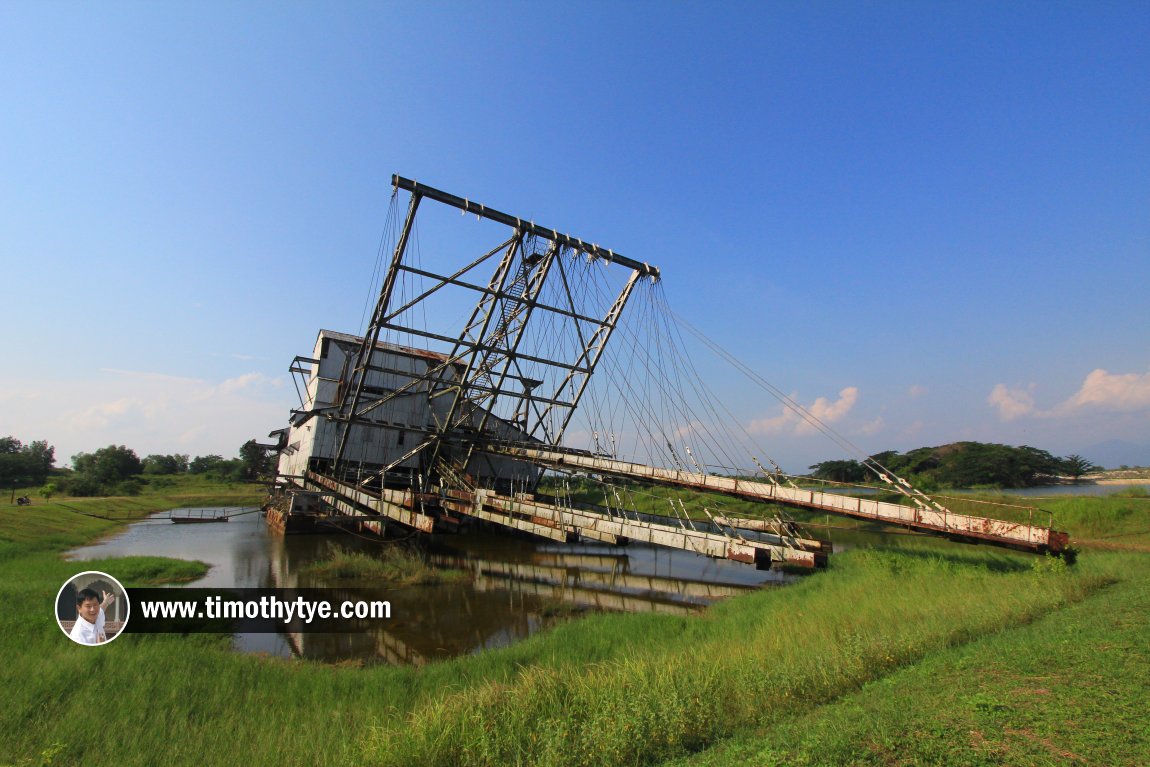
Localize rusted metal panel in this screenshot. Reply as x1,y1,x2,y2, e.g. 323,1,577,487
725,543,756,564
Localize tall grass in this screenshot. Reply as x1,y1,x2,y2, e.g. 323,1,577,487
363,548,1116,767
301,542,467,585
668,549,1150,766
1,485,1144,767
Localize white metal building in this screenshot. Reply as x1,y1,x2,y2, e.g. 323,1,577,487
275,330,540,489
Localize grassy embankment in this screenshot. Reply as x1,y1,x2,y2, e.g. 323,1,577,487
0,473,263,558
2,480,1148,766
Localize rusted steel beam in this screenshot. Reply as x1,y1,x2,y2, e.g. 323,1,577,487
478,444,1070,555
304,471,436,533
469,488,819,569
303,469,822,569
392,175,660,279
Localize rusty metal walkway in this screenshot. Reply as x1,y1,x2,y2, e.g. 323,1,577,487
476,443,1070,555
300,470,829,569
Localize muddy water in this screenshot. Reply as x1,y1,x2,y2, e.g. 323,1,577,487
68,509,791,664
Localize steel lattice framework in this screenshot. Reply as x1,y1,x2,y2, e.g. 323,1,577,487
269,176,1070,569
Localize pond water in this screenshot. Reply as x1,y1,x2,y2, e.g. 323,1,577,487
986,483,1147,498
818,483,1147,498
68,509,789,665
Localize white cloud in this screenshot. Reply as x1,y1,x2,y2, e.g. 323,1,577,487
987,383,1036,421
748,387,859,437
216,372,277,395
0,369,292,465
908,384,928,398
1050,368,1150,415
989,368,1150,422
74,398,138,430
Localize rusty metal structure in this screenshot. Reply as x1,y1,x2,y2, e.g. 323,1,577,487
268,176,1069,570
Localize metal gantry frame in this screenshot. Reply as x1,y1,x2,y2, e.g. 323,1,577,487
327,175,658,495
275,175,1069,569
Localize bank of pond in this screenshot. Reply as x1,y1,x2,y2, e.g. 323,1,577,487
2,486,1147,766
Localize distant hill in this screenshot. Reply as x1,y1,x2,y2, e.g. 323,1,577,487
1082,440,1150,470
809,441,1087,489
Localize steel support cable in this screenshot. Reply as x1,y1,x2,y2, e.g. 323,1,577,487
593,285,658,460
556,462,751,538
593,295,647,458
607,298,694,469
659,298,936,504
648,296,746,474
361,189,400,335
575,335,648,455
630,283,727,469
578,298,669,466
642,293,689,468
661,300,867,462
580,270,627,454
654,288,747,465
558,259,645,453
585,277,678,467
652,285,785,479
599,285,726,471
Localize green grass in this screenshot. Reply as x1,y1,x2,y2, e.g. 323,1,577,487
2,484,1148,766
362,548,1119,767
301,543,468,585
0,476,263,559
664,554,1150,766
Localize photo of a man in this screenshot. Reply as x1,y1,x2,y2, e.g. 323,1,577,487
57,571,129,645
69,588,115,644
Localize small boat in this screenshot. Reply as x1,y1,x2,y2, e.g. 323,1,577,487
170,510,229,523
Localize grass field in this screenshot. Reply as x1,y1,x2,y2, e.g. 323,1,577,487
667,555,1150,766
2,481,1147,766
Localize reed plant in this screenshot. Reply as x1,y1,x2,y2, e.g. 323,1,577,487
301,542,467,585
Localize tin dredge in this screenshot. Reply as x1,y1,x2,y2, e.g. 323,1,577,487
264,176,1069,570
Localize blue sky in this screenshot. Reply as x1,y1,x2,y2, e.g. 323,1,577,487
2,2,1148,471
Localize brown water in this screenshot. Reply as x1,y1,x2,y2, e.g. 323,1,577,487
68,509,791,664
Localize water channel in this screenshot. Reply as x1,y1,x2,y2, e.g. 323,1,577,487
68,484,1141,665
68,509,790,665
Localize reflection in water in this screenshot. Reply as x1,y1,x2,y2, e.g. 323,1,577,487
68,509,790,665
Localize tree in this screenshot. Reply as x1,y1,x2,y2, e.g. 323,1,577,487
70,445,143,487
810,442,1072,490
934,443,1059,488
238,440,273,481
0,436,56,498
189,454,225,474
808,459,868,483
1060,454,1100,483
143,454,189,475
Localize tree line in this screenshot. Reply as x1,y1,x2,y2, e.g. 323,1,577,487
808,442,1101,489
1,436,275,499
